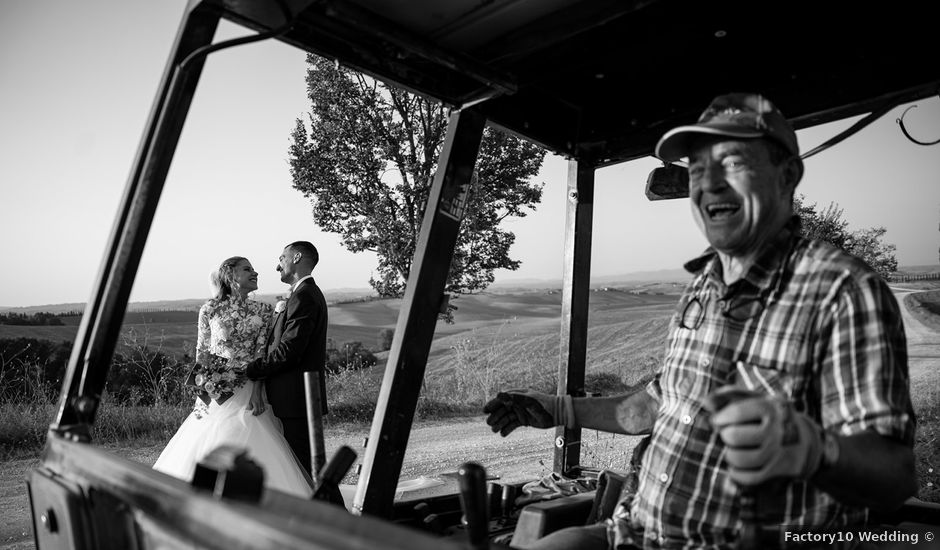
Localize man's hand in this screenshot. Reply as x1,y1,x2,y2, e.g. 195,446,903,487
247,382,266,416
483,390,574,437
706,386,824,486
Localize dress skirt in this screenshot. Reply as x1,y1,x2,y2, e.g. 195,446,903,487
153,381,313,498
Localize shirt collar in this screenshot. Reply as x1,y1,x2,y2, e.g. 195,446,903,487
683,216,801,294
291,274,314,294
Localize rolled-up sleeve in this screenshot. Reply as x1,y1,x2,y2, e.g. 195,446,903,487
816,272,915,444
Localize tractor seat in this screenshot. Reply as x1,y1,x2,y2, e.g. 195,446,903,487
508,468,631,548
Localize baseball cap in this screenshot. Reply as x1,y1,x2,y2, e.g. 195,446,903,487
655,93,799,161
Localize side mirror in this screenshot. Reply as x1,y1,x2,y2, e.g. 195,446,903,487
645,163,689,200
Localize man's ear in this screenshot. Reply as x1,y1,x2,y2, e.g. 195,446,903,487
293,252,302,264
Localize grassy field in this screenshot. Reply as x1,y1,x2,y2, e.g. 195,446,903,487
0,287,678,453
0,287,678,359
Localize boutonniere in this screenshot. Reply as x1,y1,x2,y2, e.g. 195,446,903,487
274,298,287,314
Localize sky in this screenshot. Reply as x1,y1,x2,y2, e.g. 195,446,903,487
2,1,939,308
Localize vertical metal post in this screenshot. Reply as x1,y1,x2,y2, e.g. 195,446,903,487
554,158,595,473
304,371,327,483
353,108,487,518
53,2,221,431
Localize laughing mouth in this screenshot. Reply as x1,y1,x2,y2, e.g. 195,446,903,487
704,202,740,220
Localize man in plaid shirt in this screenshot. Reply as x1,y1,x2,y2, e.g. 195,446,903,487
484,93,916,549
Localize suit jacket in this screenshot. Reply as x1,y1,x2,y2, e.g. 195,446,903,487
246,278,328,418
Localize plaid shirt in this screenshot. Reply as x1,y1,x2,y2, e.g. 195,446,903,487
615,223,915,549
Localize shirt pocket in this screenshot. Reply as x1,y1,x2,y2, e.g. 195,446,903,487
730,360,796,398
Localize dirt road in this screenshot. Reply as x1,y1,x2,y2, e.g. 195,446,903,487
891,289,940,414
1,418,640,549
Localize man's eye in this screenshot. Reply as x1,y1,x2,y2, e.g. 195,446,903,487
722,158,746,171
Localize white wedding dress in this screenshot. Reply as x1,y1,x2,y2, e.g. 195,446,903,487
153,297,313,498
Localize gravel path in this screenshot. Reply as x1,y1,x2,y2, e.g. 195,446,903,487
0,417,642,549
892,289,940,397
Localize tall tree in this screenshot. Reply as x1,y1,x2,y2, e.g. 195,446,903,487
793,194,897,278
289,55,545,301
793,196,850,250
845,226,898,278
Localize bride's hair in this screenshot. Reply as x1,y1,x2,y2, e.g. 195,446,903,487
209,256,247,300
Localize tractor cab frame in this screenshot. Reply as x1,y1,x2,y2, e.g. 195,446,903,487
28,0,940,548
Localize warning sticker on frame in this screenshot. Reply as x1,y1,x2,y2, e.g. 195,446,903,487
439,177,475,222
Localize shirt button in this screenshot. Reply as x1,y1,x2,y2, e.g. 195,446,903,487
659,473,669,483
682,414,693,425
700,357,711,367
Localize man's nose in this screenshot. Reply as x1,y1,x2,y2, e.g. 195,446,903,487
276,265,282,272
696,165,728,193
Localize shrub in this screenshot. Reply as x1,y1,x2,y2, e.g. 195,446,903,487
376,328,394,351
0,338,71,403
0,400,193,460
0,402,56,458
0,333,193,407
325,363,380,422
915,398,939,503
326,341,377,374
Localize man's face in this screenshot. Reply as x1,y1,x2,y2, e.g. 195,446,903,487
687,138,792,258
277,246,298,284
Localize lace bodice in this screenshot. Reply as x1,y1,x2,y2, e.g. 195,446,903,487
195,297,274,368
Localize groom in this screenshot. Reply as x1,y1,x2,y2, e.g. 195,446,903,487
245,240,329,475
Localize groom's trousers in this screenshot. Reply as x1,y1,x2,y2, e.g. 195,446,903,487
281,417,312,476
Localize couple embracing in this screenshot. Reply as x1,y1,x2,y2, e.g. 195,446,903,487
153,241,328,498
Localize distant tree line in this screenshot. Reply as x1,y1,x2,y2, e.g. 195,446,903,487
0,312,64,326
889,273,940,283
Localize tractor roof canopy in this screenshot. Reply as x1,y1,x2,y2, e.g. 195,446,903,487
218,0,938,166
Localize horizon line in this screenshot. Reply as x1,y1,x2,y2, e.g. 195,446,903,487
4,263,939,310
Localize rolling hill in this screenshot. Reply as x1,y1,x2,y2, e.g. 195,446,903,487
0,284,684,362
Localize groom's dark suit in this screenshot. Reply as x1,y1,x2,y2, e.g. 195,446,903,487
245,277,328,474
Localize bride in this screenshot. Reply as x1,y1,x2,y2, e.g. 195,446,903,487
153,256,313,498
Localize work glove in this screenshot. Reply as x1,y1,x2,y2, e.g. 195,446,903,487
483,390,575,437
704,386,825,486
